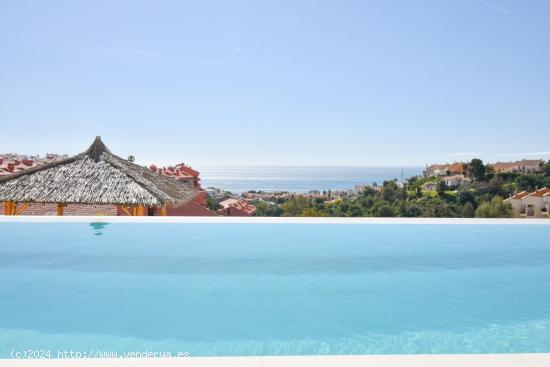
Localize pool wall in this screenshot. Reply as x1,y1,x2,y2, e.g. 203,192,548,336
1,353,550,366
1,216,549,225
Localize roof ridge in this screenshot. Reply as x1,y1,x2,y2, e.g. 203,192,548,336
84,136,111,162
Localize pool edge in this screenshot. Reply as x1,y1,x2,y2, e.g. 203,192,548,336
1,216,550,225
2,354,550,366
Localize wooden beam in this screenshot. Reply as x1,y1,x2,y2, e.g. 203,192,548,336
10,202,17,215
120,206,132,216
15,203,30,215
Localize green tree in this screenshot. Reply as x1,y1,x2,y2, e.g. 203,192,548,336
382,181,398,203
399,202,422,217
281,197,310,216
252,200,283,216
462,202,475,218
301,207,327,217
515,175,544,192
377,205,395,217
434,203,456,217
457,190,476,206
543,161,550,176
436,180,448,197
468,159,486,182
475,196,513,218
206,196,220,211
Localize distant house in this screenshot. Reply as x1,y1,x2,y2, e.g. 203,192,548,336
504,188,550,218
354,184,369,193
205,187,222,198
504,191,530,217
150,163,208,206
490,160,543,174
443,174,471,187
0,154,66,177
217,198,256,216
424,164,448,177
424,162,465,177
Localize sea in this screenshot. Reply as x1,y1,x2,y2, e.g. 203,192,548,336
197,166,424,194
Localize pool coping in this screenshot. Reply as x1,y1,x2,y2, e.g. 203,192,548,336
0,215,549,224
2,354,550,366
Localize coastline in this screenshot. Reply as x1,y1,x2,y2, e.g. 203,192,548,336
197,165,423,194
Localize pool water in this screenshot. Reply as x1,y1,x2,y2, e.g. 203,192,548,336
1,222,550,357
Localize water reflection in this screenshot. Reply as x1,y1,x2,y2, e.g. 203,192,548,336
89,222,110,236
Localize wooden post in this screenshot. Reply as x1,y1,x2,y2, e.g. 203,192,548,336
160,206,167,216
3,201,12,215
137,206,145,216
57,204,65,216
11,202,17,215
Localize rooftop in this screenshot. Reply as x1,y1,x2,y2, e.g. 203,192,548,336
0,137,196,207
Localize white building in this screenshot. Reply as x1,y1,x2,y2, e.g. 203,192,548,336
443,174,471,187
491,160,543,174
504,188,550,218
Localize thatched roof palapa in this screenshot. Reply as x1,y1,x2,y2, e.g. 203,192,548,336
0,137,196,207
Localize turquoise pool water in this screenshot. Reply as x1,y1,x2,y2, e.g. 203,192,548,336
1,222,550,357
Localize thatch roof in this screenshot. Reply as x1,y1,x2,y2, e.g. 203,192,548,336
0,137,196,207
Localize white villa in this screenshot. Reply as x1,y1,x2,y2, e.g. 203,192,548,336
444,174,471,187
504,188,550,218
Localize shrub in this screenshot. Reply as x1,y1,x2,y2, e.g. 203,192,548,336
462,202,475,218
475,196,513,218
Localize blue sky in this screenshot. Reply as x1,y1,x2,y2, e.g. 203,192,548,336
0,0,548,167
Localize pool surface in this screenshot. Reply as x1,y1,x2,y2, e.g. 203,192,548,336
1,221,550,357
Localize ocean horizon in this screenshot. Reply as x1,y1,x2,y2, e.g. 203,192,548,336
197,166,424,194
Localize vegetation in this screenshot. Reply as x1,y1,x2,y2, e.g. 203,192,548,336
250,159,550,218
206,196,221,211
475,196,513,218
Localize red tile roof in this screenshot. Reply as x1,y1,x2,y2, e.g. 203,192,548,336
150,163,207,206
507,191,530,200
528,187,550,198
218,198,256,216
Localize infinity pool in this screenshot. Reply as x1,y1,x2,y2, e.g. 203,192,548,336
1,221,550,357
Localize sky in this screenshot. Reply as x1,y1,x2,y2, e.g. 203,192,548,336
0,0,549,167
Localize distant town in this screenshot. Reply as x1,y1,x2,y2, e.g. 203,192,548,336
1,152,549,218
